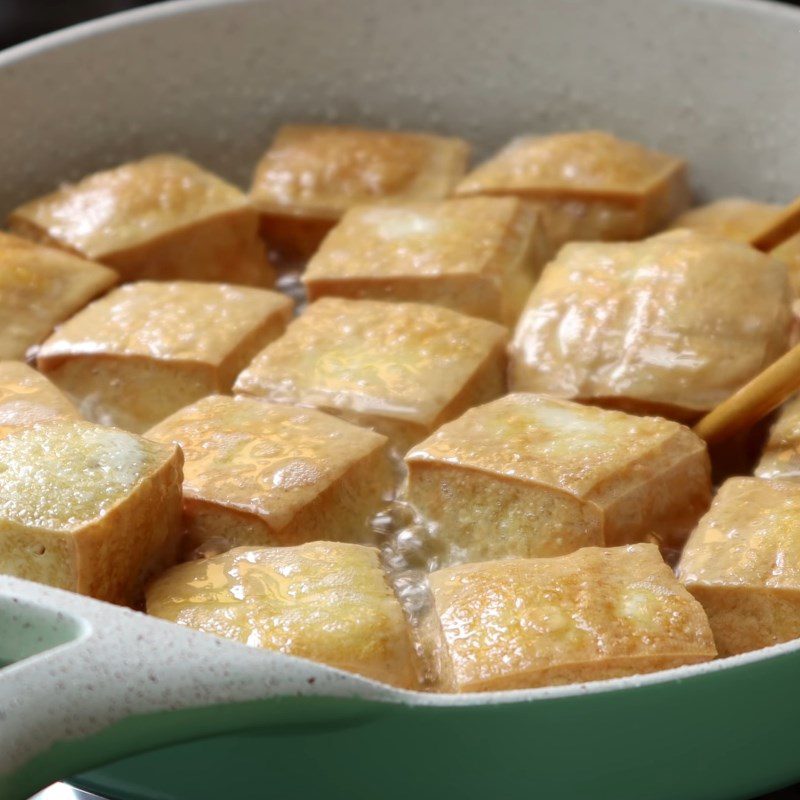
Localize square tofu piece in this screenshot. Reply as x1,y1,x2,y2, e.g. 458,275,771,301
37,281,292,433
0,232,117,360
405,394,711,566
429,544,716,692
455,130,689,247
756,394,800,480
146,541,417,688
250,125,470,258
146,395,394,555
670,197,785,245
0,420,183,605
509,230,793,420
303,198,551,326
0,361,79,437
234,297,508,452
8,155,276,286
677,477,800,656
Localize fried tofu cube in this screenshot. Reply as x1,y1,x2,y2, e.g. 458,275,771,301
0,420,183,605
37,281,292,433
509,230,792,420
429,544,716,692
455,130,689,248
756,394,800,480
8,155,276,286
0,232,117,360
405,394,710,566
0,361,80,437
670,197,785,245
250,125,470,258
303,198,550,326
234,298,508,452
146,395,394,555
146,541,417,688
677,477,800,655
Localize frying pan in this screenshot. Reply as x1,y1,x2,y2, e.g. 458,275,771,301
1,0,800,797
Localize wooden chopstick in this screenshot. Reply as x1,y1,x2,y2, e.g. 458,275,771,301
693,340,800,444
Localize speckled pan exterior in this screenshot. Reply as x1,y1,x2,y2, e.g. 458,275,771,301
1,1,800,798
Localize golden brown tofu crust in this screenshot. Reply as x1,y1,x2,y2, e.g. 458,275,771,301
303,198,550,326
455,131,688,246
509,229,793,418
8,155,276,286
0,232,117,360
0,361,80,437
36,281,292,432
146,541,418,688
771,231,800,296
234,297,508,448
756,394,800,479
0,420,183,605
405,394,711,563
146,395,393,551
429,544,715,692
670,197,784,244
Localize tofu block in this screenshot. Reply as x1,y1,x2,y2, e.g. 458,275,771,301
405,394,711,566
303,198,551,326
146,395,394,555
670,197,785,244
0,231,117,360
8,155,276,286
771,232,800,296
509,230,793,420
0,361,80,437
677,477,800,655
455,130,689,248
0,420,183,605
429,544,716,692
37,281,292,433
756,394,800,480
146,541,417,688
250,125,470,258
234,297,508,452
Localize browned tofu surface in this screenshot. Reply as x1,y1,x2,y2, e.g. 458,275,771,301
455,131,688,247
756,394,800,480
0,232,117,360
250,125,470,258
303,197,550,326
8,155,276,286
429,544,716,692
37,281,292,433
146,541,417,688
677,477,800,656
0,420,183,605
405,393,710,565
771,231,800,296
146,395,394,554
0,361,80,437
234,297,508,452
670,198,784,244
509,229,792,420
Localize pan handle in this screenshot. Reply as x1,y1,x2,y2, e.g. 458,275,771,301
0,577,394,800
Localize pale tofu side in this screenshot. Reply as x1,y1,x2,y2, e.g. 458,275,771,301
509,230,793,420
0,232,118,360
0,361,81,437
249,125,470,258
146,395,394,554
234,297,508,452
429,544,716,693
0,420,183,606
454,130,689,247
670,198,785,244
303,198,551,326
756,394,800,480
146,542,418,688
405,394,711,566
7,154,276,287
36,281,293,433
677,477,800,656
